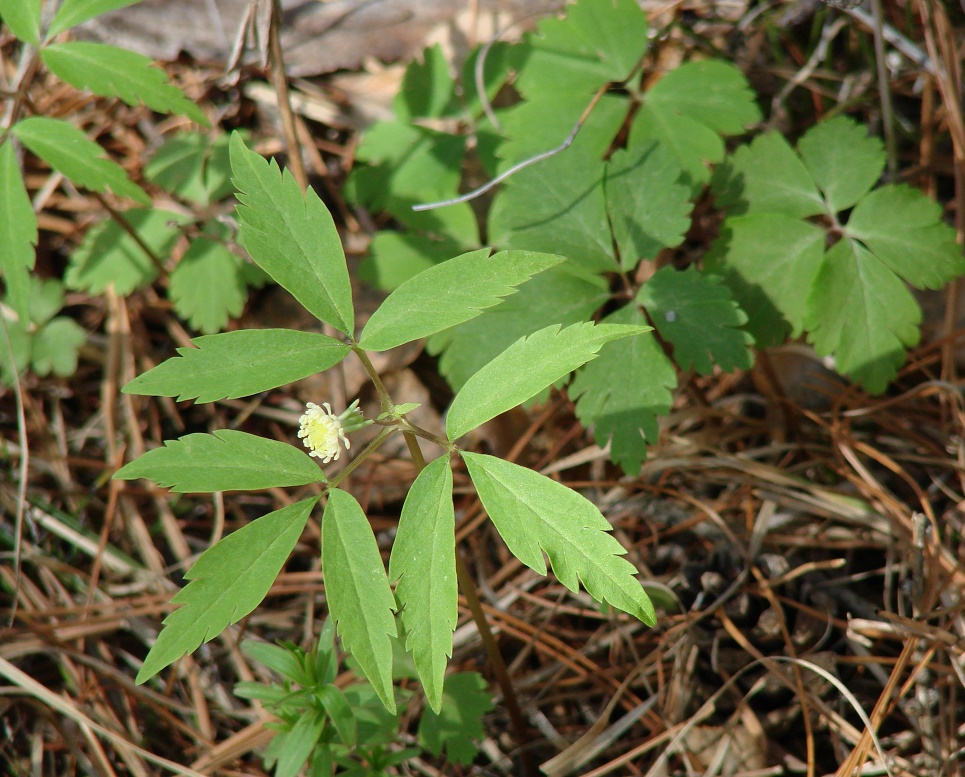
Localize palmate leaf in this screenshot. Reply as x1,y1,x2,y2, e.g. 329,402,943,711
0,140,37,323
114,430,326,492
322,489,398,712
797,116,885,213
488,95,627,272
446,320,649,442
711,131,824,218
359,249,563,351
569,305,675,476
12,117,150,205
168,232,247,334
388,456,456,713
122,329,350,403
42,43,207,124
462,452,655,624
418,673,494,765
636,266,754,374
144,131,236,205
135,497,317,683
46,0,141,37
230,133,354,334
705,214,825,347
845,184,965,289
65,208,189,295
359,231,466,291
631,60,761,190
805,239,921,393
605,138,692,268
513,0,649,98
31,317,86,377
0,0,41,44
429,263,610,391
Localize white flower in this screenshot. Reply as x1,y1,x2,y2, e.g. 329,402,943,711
298,402,351,463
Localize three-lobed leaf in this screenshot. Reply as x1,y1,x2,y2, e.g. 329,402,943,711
359,249,563,351
605,138,692,268
230,132,355,334
462,451,655,624
0,140,38,323
418,673,494,765
569,305,675,476
135,497,317,683
122,329,351,403
114,430,326,492
12,117,151,205
168,233,247,334
41,42,208,124
446,320,650,441
322,489,398,712
388,456,457,713
797,116,884,213
637,266,753,374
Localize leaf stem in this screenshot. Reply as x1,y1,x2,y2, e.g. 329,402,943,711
327,425,395,490
351,344,391,415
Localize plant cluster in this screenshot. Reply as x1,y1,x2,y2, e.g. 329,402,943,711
234,621,492,777
347,0,965,474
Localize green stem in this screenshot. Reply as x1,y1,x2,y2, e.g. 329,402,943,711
327,426,395,490
351,344,391,414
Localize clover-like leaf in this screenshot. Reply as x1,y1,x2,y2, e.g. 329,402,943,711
569,304,675,476
462,452,655,624
169,233,247,334
637,266,753,374
135,499,316,683
114,430,326,492
418,673,494,765
797,116,884,213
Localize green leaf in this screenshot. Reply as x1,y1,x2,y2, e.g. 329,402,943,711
797,116,884,213
462,451,655,624
230,132,354,334
122,329,350,403
315,685,357,747
636,266,753,374
64,208,188,295
12,117,150,205
275,710,325,777
488,95,627,272
359,231,466,291
26,276,65,327
418,673,494,766
429,263,610,391
711,131,824,218
144,131,235,205
513,0,649,98
632,60,761,190
388,456,456,713
31,317,86,377
322,489,398,712
169,232,246,334
41,43,207,124
395,44,458,120
845,184,965,289
569,305,675,476
114,430,326,492
446,321,649,441
605,138,692,268
0,140,38,323
359,249,563,351
705,214,826,346
0,0,40,44
46,0,141,37
0,318,30,384
805,239,920,393
348,121,478,243
135,497,316,683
